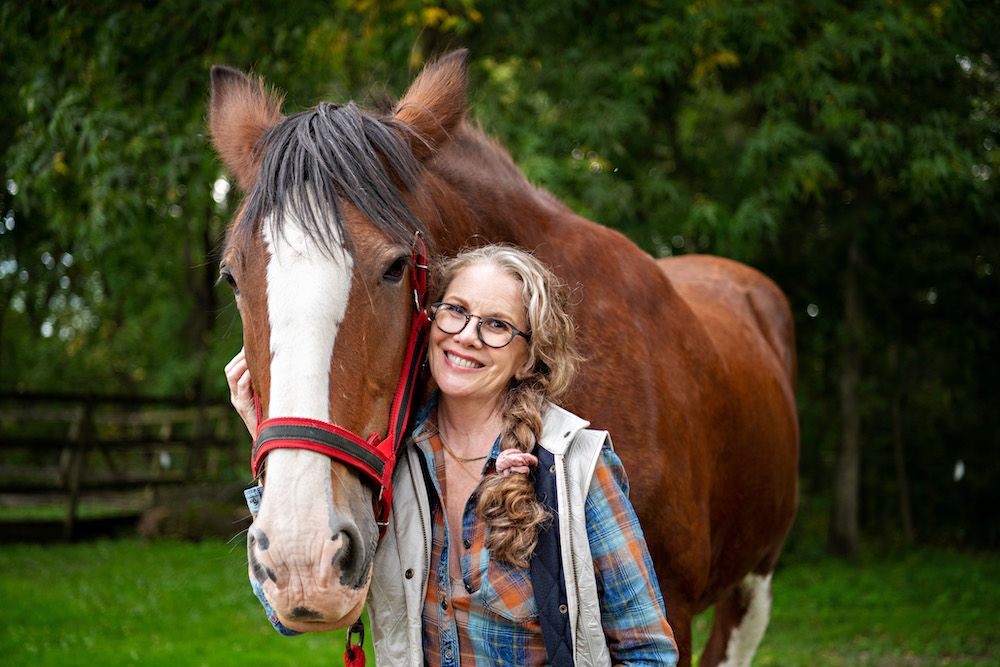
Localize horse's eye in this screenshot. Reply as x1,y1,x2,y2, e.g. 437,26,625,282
382,256,407,283
219,267,240,296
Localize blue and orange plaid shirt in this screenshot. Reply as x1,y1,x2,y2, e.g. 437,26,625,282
415,422,677,666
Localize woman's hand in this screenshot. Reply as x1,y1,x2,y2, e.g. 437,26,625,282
225,347,258,436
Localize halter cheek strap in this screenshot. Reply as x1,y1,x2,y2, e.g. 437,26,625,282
249,234,430,537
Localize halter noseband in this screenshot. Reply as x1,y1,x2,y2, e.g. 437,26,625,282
249,234,430,537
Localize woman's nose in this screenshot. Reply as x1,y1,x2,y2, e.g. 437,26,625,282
454,318,482,346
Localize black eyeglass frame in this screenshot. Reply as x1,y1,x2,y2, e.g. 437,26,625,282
429,301,531,349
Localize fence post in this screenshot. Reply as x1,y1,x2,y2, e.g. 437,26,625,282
187,389,209,480
63,398,92,541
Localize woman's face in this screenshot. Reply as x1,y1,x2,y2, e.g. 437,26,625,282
429,262,531,407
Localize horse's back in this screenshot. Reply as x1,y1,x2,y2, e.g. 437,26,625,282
658,254,796,388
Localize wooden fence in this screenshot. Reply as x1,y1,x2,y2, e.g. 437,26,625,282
0,391,250,541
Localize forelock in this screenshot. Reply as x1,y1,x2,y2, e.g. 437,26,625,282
235,102,428,255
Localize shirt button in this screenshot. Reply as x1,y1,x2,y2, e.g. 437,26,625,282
465,582,473,593
404,568,414,579
444,648,453,659
559,603,568,614
441,599,448,610
549,464,556,473
463,538,472,549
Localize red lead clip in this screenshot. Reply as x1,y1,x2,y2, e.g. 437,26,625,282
344,619,366,666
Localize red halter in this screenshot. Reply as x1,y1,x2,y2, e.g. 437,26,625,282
250,234,430,536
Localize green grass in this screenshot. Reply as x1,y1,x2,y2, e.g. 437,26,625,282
692,549,1000,666
0,539,372,667
0,539,997,666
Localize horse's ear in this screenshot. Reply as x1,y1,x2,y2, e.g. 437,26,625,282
393,49,469,161
208,66,284,191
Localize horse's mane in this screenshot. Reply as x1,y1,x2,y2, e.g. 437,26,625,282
236,101,427,254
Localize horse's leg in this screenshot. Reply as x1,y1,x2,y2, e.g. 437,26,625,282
698,567,774,667
666,603,694,667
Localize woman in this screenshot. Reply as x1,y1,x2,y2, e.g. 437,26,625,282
227,245,677,666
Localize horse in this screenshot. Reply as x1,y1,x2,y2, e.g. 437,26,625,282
209,50,798,667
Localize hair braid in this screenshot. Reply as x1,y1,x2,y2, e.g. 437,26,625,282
475,382,548,567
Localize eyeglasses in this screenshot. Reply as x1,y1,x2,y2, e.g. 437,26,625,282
430,302,531,349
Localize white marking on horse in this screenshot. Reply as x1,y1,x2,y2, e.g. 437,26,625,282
261,203,353,518
718,573,772,667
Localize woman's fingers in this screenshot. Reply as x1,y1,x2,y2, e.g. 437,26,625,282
235,367,253,401
225,347,247,384
227,357,248,393
224,346,245,374
224,347,257,435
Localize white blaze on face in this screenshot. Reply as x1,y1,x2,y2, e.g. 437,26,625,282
261,207,353,511
263,215,352,419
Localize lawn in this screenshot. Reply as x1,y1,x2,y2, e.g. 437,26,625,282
692,549,999,666
0,538,367,667
0,539,996,666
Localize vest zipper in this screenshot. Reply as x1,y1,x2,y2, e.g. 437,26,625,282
409,451,430,566
408,450,430,665
561,455,582,649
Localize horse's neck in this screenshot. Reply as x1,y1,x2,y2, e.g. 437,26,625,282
424,128,564,253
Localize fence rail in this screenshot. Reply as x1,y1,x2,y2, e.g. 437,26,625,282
0,391,248,540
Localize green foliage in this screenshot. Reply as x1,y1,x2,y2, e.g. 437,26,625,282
0,1,425,397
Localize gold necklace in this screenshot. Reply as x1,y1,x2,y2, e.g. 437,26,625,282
439,437,489,463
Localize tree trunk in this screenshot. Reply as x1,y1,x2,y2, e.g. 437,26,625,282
183,206,218,477
889,343,915,544
830,238,863,558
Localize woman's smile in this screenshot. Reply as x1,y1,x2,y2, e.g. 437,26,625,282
444,350,485,369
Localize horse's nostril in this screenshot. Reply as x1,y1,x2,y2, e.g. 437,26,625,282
248,528,277,583
248,546,277,584
330,527,366,588
331,530,354,568
249,527,270,550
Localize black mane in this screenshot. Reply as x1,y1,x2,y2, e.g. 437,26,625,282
236,101,426,254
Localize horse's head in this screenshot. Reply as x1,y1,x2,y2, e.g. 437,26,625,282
209,52,467,631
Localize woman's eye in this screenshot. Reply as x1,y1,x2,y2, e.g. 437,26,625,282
382,257,407,283
485,318,510,331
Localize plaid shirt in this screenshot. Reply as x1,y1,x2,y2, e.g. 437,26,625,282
416,425,677,666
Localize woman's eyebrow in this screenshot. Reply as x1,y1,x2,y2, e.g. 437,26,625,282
442,294,469,308
442,294,519,322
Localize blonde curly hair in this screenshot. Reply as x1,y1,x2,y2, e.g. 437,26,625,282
431,244,581,567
